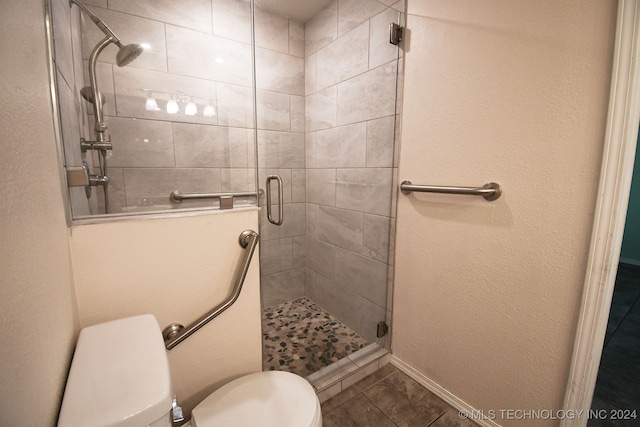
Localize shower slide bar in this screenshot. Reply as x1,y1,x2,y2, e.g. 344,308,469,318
400,180,502,201
170,190,258,209
162,229,259,350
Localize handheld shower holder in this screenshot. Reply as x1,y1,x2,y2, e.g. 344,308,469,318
80,137,112,152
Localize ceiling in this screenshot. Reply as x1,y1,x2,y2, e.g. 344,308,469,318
256,0,334,23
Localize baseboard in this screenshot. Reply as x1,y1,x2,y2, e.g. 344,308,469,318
619,257,640,266
390,356,501,427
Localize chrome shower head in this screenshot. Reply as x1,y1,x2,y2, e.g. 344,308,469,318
70,0,144,67
115,43,144,67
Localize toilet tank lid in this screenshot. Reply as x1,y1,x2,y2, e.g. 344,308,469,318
58,314,172,427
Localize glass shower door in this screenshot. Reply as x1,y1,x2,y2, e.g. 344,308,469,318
254,0,403,377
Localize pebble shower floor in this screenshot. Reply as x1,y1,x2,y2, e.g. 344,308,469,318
262,297,369,376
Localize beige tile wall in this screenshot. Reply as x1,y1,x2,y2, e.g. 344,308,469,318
255,4,307,309
72,0,258,214
304,0,403,343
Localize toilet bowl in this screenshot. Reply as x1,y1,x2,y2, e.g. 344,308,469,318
57,315,322,427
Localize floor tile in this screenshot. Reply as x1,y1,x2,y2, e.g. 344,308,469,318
323,394,396,427
431,409,484,427
588,398,638,426
363,370,449,427
593,263,640,416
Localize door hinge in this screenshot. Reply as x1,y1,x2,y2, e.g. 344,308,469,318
376,321,389,338
389,23,403,45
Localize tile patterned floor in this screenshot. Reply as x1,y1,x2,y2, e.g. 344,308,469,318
322,364,479,427
589,263,640,426
262,297,369,376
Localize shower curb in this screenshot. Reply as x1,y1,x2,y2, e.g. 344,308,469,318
308,343,391,403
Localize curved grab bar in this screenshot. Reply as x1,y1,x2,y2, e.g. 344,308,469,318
163,229,259,350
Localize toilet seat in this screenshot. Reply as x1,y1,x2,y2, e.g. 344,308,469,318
190,371,321,427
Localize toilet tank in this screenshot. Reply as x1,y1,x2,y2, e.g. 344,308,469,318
58,314,172,427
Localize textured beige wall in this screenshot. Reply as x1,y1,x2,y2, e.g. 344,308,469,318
0,1,79,426
393,0,616,424
69,210,262,417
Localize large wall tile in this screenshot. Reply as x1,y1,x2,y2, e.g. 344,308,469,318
56,71,83,167
213,0,252,44
113,67,218,125
221,168,256,193
292,236,306,268
363,213,390,263
216,83,254,128
315,123,367,168
291,169,306,202
309,273,362,332
260,203,305,240
306,237,335,280
316,21,369,91
334,247,387,307
336,61,397,125
261,268,305,308
290,95,305,132
306,204,317,237
102,168,125,213
52,0,74,85
316,206,364,252
338,0,386,36
123,167,221,198
108,117,175,168
255,48,304,95
257,130,305,168
257,89,291,131
108,0,213,34
260,238,293,276
305,0,338,56
305,53,317,95
167,25,252,86
369,6,400,69
255,7,289,54
366,115,395,167
306,169,336,206
336,168,392,215
289,20,305,58
82,6,167,72
174,123,252,168
306,86,337,131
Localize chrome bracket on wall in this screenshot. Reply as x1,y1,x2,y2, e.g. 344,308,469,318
389,23,403,45
80,137,112,152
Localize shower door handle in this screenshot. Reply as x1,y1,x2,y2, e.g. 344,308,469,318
266,175,283,226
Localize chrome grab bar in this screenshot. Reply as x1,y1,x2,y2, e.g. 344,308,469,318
266,175,283,225
170,190,258,203
163,229,259,350
400,180,502,201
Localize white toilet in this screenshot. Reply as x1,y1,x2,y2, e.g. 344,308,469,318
58,314,322,427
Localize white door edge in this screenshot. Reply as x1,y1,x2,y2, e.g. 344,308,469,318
562,1,640,425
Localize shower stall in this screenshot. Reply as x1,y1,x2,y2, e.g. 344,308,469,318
49,0,403,391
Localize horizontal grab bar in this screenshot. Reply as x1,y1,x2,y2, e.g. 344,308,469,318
170,190,258,203
400,180,502,201
163,229,259,350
